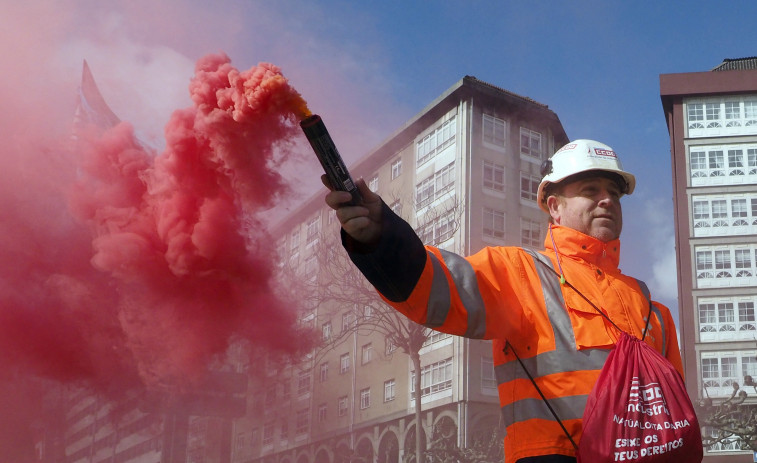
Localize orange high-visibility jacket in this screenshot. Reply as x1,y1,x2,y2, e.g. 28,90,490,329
346,207,683,463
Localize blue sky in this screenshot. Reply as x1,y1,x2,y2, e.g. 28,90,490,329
5,0,757,326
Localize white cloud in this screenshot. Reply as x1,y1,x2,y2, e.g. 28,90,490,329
643,197,679,302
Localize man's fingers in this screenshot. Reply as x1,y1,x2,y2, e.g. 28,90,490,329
320,174,334,191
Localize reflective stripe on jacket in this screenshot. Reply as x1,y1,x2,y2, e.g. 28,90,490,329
346,208,683,463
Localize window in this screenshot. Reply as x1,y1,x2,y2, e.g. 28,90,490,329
384,379,396,402
483,114,506,147
728,149,745,176
360,387,371,409
739,302,756,331
692,193,757,236
322,322,332,340
696,250,713,279
705,103,721,128
363,305,373,319
295,409,309,434
721,356,738,385
411,358,453,398
732,199,748,225
712,200,726,222
318,403,327,423
338,396,348,416
417,210,456,245
714,250,732,277
319,363,329,382
417,116,457,167
483,160,505,192
725,101,741,126
735,249,752,276
699,296,757,342
297,371,311,395
306,215,320,249
415,161,456,209
689,151,707,178
369,175,379,192
289,229,300,264
520,128,542,158
688,103,704,129
235,432,247,451
481,357,497,389
743,354,757,378
299,310,315,329
483,207,505,239
361,343,373,364
709,150,725,177
696,244,757,286
424,330,452,346
701,357,718,387
747,100,757,123
342,312,356,331
385,337,398,356
687,97,757,137
700,351,757,397
263,423,274,446
521,218,542,248
391,158,402,180
340,353,351,374
690,145,757,187
520,173,540,201
390,200,402,216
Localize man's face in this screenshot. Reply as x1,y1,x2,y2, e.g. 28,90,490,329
546,176,623,242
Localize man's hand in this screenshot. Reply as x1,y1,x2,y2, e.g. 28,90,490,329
323,176,382,246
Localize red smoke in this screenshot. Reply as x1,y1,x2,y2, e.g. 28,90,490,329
0,53,313,393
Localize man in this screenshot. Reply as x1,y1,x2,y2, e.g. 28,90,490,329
324,139,683,463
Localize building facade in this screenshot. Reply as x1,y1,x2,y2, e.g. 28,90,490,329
660,57,757,462
235,76,568,463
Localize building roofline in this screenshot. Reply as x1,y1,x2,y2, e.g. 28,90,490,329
660,68,757,99
357,76,561,167
711,56,757,71
271,76,566,230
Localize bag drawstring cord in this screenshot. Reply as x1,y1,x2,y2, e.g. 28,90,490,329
545,224,652,340
503,340,579,451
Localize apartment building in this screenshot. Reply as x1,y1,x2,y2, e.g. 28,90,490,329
660,57,757,462
235,76,568,463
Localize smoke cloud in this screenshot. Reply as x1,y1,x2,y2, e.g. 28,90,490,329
7,52,311,388
0,2,407,459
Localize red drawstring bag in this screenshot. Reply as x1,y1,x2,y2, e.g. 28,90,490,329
577,332,703,462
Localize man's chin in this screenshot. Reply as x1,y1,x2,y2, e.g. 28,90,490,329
590,226,620,242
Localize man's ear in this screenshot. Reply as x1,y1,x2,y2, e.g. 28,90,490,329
546,195,561,224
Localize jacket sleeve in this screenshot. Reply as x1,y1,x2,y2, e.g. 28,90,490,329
343,202,528,340
342,201,427,302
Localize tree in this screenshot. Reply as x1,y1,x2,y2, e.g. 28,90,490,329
698,376,757,451
279,192,466,463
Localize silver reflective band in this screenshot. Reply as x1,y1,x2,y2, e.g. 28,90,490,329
423,250,487,339
497,250,609,428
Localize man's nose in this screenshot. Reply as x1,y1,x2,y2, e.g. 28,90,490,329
596,190,619,207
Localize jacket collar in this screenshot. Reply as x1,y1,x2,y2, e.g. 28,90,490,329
543,224,621,270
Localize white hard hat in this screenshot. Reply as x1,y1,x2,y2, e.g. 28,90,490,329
537,139,636,212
